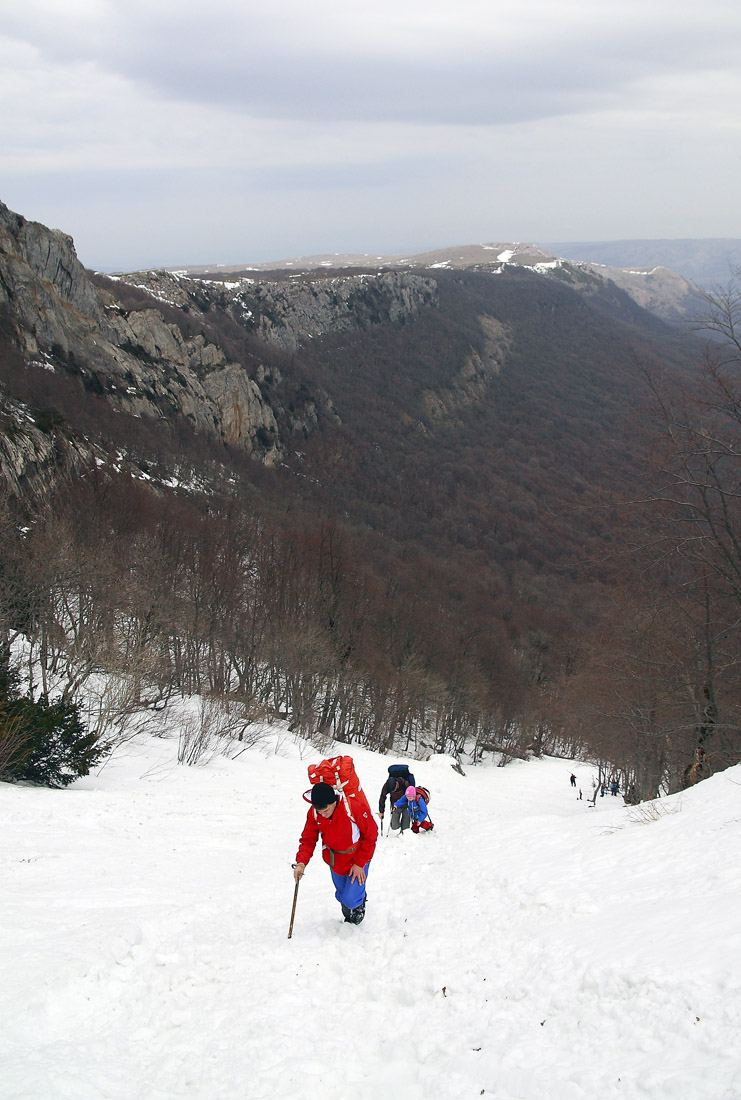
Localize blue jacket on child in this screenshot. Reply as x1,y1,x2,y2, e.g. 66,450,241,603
393,792,428,824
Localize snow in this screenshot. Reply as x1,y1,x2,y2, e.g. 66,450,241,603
29,356,56,373
2,725,741,1100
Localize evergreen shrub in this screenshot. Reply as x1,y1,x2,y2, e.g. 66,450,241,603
0,666,110,787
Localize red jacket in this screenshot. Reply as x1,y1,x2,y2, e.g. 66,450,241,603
296,794,378,876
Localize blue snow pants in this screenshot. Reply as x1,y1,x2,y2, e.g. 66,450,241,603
330,864,370,910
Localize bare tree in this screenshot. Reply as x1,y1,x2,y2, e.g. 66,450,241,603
629,274,741,789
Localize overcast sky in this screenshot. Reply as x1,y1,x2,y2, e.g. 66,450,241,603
2,0,740,271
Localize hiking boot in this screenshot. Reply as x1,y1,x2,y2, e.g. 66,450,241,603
341,903,353,922
347,900,366,925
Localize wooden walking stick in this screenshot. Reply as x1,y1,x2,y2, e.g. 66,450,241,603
288,867,301,938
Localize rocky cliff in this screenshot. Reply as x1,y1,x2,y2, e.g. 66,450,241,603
0,201,437,484
537,259,703,323
122,268,438,353
0,391,94,498
1,198,698,504
188,241,703,324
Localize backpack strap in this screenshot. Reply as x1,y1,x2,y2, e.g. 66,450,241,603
332,764,358,825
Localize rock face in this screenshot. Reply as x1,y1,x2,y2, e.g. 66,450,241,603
421,315,513,423
185,241,703,324
201,365,278,449
0,203,105,358
116,268,438,353
578,263,702,323
0,393,94,497
242,272,438,351
0,201,437,470
3,197,695,499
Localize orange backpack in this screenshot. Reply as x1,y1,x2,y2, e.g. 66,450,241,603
306,755,370,824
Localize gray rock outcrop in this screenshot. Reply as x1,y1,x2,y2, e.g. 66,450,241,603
116,267,438,353
0,394,94,497
0,200,438,473
422,315,513,423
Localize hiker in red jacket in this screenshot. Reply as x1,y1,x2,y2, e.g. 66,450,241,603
293,782,378,924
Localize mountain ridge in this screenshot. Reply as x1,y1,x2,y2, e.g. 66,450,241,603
0,198,700,518
176,241,703,325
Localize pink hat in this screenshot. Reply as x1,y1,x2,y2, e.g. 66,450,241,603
405,785,416,799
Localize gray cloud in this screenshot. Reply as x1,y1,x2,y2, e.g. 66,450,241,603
2,0,741,268
6,0,740,125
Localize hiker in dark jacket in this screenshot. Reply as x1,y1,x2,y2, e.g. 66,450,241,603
378,767,415,833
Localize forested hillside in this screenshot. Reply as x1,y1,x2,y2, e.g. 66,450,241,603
1,201,739,800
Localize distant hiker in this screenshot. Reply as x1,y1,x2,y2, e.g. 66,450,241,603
394,785,434,833
570,773,577,788
294,781,378,925
610,779,619,797
379,764,416,834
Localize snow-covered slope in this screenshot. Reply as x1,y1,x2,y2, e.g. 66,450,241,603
2,726,740,1100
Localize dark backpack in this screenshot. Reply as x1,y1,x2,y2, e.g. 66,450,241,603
387,763,415,787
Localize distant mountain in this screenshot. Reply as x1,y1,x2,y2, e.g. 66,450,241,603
181,241,702,325
0,199,700,504
541,239,741,288
179,241,557,274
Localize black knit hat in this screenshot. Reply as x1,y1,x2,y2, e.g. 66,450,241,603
311,782,338,809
